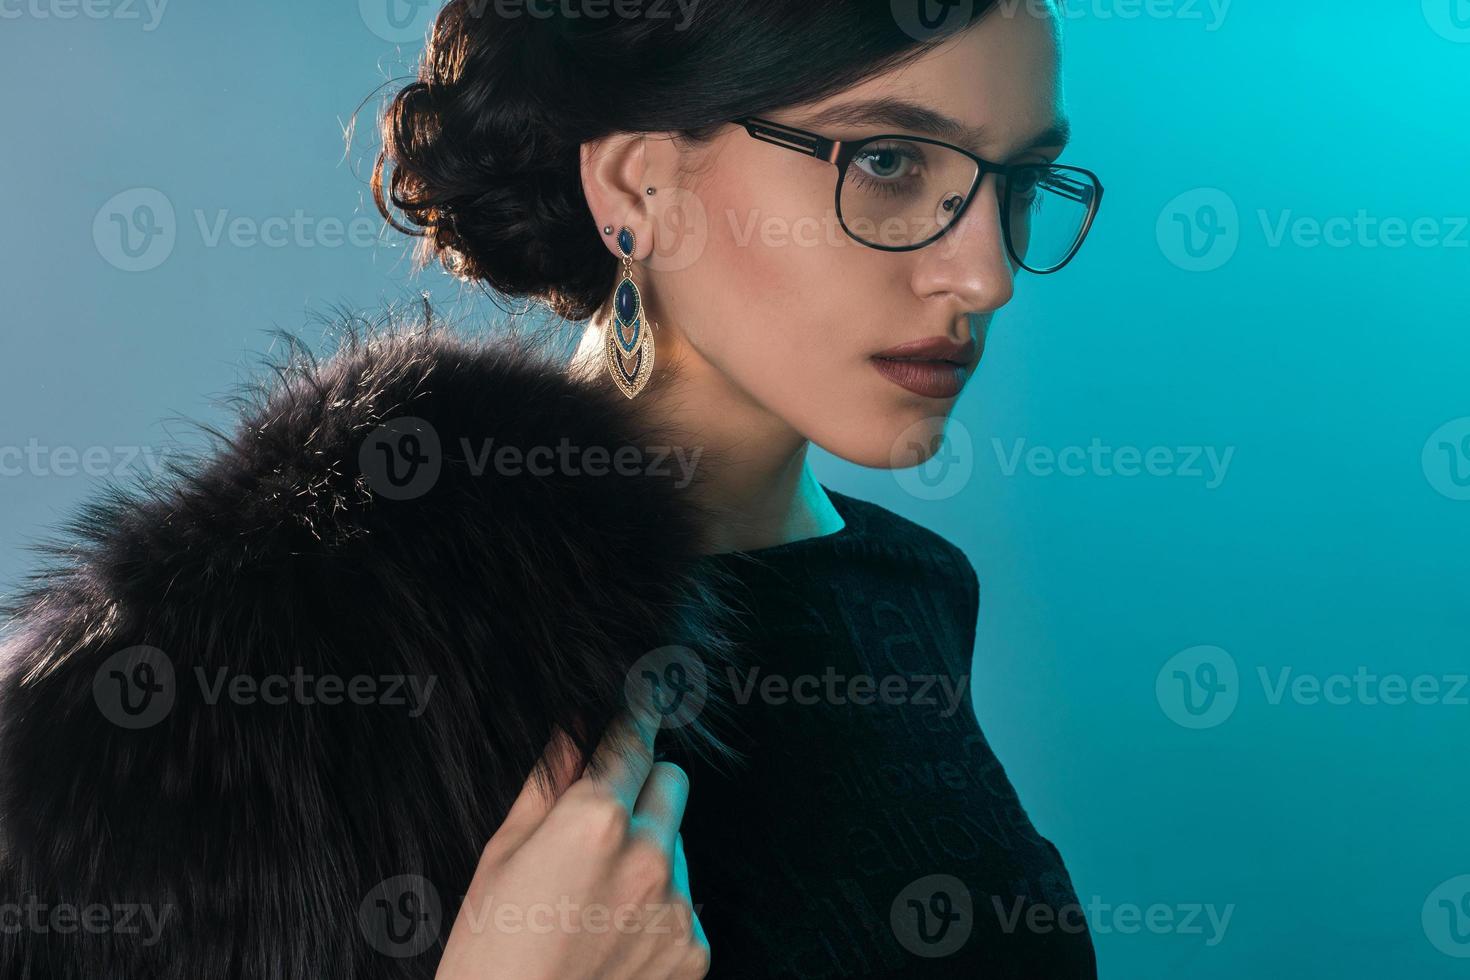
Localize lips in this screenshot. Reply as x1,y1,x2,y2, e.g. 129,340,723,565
873,336,978,364
870,335,980,398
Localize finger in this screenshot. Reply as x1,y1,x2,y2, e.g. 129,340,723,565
673,835,708,955
630,761,690,854
579,704,659,812
487,727,583,858
691,908,708,959
673,830,690,897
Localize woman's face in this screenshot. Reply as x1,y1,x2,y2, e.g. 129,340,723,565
599,6,1066,469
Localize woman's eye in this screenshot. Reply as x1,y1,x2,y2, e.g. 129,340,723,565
1009,166,1045,198
853,144,921,181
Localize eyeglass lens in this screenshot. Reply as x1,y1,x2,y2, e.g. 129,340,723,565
839,138,1097,272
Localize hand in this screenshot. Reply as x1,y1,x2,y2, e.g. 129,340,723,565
435,705,709,980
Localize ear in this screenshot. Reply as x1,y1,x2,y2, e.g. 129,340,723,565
580,133,677,262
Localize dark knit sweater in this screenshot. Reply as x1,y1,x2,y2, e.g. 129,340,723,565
667,488,1097,979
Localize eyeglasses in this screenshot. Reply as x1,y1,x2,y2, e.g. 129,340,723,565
734,115,1104,274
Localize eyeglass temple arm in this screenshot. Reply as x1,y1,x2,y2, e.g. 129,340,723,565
1044,170,1097,206
738,116,1103,220
736,116,842,165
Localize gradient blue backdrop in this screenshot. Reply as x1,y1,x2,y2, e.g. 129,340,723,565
3,3,1467,976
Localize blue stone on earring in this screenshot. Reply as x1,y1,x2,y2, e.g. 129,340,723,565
615,279,638,324
617,227,635,258
613,280,641,354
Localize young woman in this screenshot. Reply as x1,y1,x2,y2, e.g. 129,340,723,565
0,2,1102,977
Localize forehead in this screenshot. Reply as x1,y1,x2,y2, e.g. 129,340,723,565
791,8,1063,156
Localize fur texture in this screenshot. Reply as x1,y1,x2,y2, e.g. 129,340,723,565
0,314,739,979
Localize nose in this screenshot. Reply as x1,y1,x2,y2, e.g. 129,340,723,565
908,172,1015,314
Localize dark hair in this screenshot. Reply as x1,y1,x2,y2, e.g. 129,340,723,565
372,0,998,320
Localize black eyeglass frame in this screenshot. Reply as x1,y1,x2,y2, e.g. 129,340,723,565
734,115,1104,274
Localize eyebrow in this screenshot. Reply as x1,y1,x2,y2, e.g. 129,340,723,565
797,97,1071,156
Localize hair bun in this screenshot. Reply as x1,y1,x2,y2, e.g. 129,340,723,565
372,7,612,319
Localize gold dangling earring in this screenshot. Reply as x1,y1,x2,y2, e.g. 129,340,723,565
603,226,656,399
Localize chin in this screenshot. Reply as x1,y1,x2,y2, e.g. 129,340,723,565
809,408,957,470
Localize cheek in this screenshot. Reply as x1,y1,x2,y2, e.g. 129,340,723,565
655,164,951,468
674,167,889,374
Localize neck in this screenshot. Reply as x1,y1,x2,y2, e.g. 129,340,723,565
568,308,845,555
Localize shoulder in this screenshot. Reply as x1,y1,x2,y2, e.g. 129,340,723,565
826,487,979,587
0,313,732,978
825,487,981,643
790,488,981,683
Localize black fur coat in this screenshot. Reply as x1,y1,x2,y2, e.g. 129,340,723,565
0,320,739,979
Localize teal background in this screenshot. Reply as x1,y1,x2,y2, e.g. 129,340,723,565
2,3,1467,976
